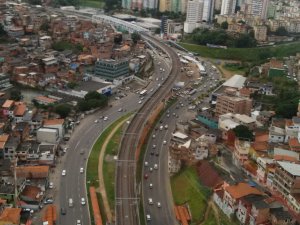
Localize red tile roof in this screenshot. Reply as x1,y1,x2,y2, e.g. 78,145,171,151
225,183,263,200
2,100,14,108
251,141,268,152
43,119,64,126
14,103,26,116
16,165,49,179
289,138,300,151
21,185,43,201
0,208,21,224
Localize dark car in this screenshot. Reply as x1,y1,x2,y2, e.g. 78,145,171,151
155,152,159,157
150,151,154,156
61,207,66,215
144,174,149,179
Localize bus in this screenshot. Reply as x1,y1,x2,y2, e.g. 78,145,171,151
139,89,147,96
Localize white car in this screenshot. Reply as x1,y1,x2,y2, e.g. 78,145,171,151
94,120,99,123
148,198,153,205
149,167,153,172
80,168,84,174
103,117,108,121
81,198,86,205
77,220,81,225
138,100,142,104
152,144,156,149
118,108,123,112
157,202,161,208
154,164,158,170
163,140,167,145
62,170,66,176
144,161,148,167
49,182,54,189
149,183,153,189
152,134,156,139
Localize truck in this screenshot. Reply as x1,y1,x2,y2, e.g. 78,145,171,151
139,89,147,96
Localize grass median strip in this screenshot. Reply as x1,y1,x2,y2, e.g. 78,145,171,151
86,114,131,224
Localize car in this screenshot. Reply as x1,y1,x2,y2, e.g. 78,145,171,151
154,164,158,170
118,108,123,112
63,147,68,153
150,151,154,156
77,220,81,225
44,198,54,204
149,167,153,172
138,100,142,104
81,198,86,205
146,214,151,221
94,120,99,123
80,150,84,155
158,83,161,87
173,113,176,116
167,114,170,118
152,144,156,149
61,207,66,215
144,174,149,179
163,140,167,145
62,170,66,176
103,117,108,121
150,88,154,92
155,152,159,157
144,161,148,167
149,183,153,189
164,125,168,129
155,78,159,81
140,97,145,100
80,168,84,173
157,202,161,208
148,198,153,204
49,182,54,189
152,134,156,139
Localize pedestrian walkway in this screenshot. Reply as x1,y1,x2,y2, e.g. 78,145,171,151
98,118,128,223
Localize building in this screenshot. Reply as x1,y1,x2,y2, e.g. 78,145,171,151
0,73,12,91
0,208,22,225
184,0,214,33
43,119,65,138
159,0,172,12
273,161,300,200
248,0,269,19
233,139,251,166
94,59,129,82
254,25,267,42
37,128,59,144
143,0,159,9
216,94,252,116
221,0,237,15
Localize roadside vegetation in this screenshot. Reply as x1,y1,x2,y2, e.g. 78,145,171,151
171,166,236,225
86,114,130,224
179,42,300,63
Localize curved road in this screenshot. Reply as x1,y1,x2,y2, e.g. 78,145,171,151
116,34,181,225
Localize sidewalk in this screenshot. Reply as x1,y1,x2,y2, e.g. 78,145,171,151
98,118,128,223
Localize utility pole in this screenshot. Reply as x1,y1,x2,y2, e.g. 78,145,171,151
13,157,18,207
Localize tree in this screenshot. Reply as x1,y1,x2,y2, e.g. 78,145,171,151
233,125,254,140
275,26,288,36
10,90,22,101
155,27,161,34
234,34,257,48
131,32,141,44
275,103,297,119
220,21,228,30
40,22,50,32
55,104,72,118
0,24,6,37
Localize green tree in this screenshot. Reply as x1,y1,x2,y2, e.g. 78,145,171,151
220,21,228,30
234,34,257,48
54,104,72,118
67,82,77,89
84,91,103,100
10,90,22,101
155,27,161,34
0,24,6,37
233,125,254,140
275,103,297,119
131,32,141,44
40,22,50,32
275,26,288,36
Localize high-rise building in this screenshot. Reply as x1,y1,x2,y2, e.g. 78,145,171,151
248,0,269,19
143,0,159,9
159,0,172,12
131,0,143,10
171,0,182,12
184,0,214,33
220,0,237,15
122,0,132,9
214,0,222,11
181,0,189,13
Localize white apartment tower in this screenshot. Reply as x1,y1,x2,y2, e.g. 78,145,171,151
143,0,159,9
184,0,213,33
248,0,269,19
221,0,237,15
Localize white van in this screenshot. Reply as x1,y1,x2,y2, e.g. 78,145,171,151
146,214,151,221
69,198,73,207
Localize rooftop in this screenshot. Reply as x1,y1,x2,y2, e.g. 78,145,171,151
43,118,64,126
277,161,300,177
222,74,246,89
2,100,14,108
225,182,263,199
0,208,21,224
16,165,49,179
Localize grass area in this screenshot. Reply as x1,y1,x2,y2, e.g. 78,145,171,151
103,126,123,210
180,42,300,62
171,166,211,224
86,114,131,224
202,209,217,225
79,0,104,8
222,63,248,75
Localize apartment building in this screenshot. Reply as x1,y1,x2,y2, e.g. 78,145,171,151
273,161,300,212
247,0,269,19
254,25,267,42
221,0,237,15
233,139,251,167
94,59,129,82
143,0,159,9
215,95,252,117
159,0,172,12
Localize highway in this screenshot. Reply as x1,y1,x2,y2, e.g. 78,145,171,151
142,103,181,225
115,34,181,225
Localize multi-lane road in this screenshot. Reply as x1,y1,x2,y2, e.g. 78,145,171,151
115,34,181,225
